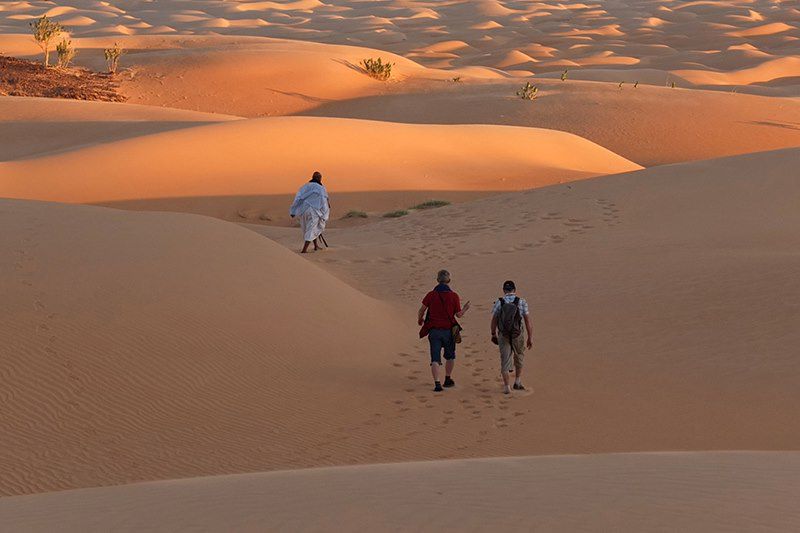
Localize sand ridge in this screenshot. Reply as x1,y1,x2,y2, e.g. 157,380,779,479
0,115,642,203
2,452,800,532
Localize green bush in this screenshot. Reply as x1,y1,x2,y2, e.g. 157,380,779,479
361,57,393,81
56,38,75,69
411,200,450,210
104,43,123,75
30,15,64,67
560,69,568,81
516,82,538,100
343,210,368,219
383,210,408,218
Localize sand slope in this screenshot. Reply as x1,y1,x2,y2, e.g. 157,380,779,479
303,79,800,166
1,149,798,497
0,199,410,495
0,116,641,203
1,452,799,532
0,96,237,161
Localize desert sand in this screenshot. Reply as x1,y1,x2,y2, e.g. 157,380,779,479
1,0,799,530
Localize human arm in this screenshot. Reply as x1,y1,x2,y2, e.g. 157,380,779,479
417,304,428,326
289,186,307,218
524,314,533,349
490,314,499,344
455,300,470,318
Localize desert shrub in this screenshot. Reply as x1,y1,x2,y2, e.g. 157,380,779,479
30,15,63,67
516,82,538,100
411,200,450,210
56,38,75,69
560,69,568,81
670,81,676,89
634,80,639,88
618,81,624,89
451,76,462,83
383,210,409,218
343,210,368,219
104,43,123,75
361,58,393,81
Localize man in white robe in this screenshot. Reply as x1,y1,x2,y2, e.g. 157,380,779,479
289,171,330,253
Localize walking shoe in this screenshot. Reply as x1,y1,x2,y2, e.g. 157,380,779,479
513,383,526,391
434,382,444,392
443,377,455,388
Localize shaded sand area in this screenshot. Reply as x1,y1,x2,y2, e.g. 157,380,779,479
2,453,800,532
2,149,798,498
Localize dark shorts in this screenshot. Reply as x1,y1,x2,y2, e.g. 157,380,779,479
428,328,456,365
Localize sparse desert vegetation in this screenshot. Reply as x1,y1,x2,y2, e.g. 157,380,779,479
516,82,538,100
343,210,368,219
29,15,63,67
361,57,393,81
382,209,408,218
56,38,76,69
104,43,123,75
411,200,450,209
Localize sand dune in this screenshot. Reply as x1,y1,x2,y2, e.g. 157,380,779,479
2,0,799,525
2,0,798,95
0,116,641,203
0,198,410,495
2,452,800,532
2,148,798,497
0,96,237,161
302,79,800,166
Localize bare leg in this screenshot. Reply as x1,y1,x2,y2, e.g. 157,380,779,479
444,359,455,380
514,366,523,386
313,238,320,251
430,362,441,382
301,241,311,253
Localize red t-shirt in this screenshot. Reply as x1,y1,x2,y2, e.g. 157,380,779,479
422,288,462,330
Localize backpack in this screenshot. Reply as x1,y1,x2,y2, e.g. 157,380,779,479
497,297,522,339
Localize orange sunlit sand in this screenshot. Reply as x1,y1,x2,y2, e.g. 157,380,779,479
0,1,799,531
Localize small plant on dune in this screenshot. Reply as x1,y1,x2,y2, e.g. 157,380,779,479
618,81,624,89
361,57,393,81
633,80,639,88
56,38,75,69
560,69,569,81
516,82,538,100
451,76,463,83
383,209,409,218
104,43,123,75
343,210,368,219
30,15,64,67
411,200,451,210
670,81,676,89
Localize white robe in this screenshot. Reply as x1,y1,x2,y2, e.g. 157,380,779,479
290,182,330,242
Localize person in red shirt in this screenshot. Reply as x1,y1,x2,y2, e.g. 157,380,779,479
418,270,471,392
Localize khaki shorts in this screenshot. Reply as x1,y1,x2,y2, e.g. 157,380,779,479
498,334,525,372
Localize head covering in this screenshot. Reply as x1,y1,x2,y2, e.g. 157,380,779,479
310,171,323,184
503,280,516,292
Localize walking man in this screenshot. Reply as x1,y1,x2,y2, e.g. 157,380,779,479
490,280,533,394
418,270,471,392
290,171,330,253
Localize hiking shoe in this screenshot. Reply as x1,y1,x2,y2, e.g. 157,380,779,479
513,383,526,391
434,383,444,392
443,377,455,388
